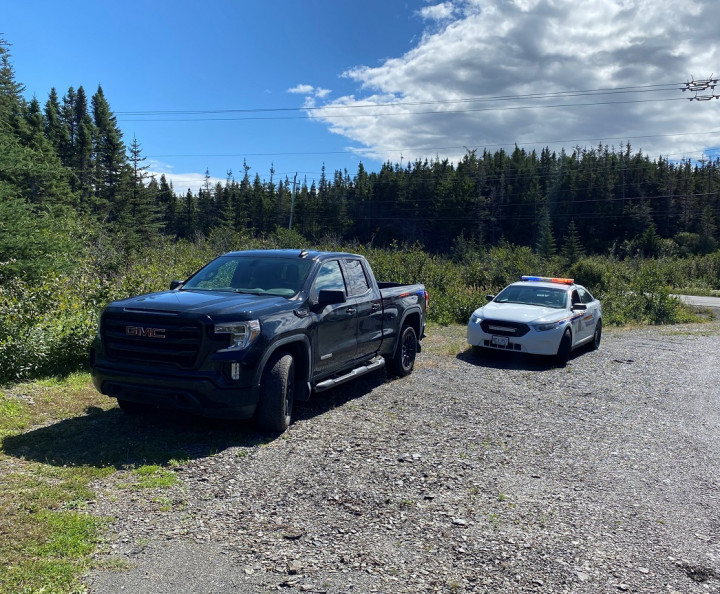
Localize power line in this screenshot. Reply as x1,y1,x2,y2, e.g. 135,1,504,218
120,96,688,122
116,82,688,117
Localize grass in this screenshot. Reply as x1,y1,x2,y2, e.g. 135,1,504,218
421,322,470,357
0,375,116,593
132,465,179,490
0,373,265,594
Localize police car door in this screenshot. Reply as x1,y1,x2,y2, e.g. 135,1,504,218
578,287,598,340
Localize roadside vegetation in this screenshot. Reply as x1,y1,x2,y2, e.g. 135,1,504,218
2,227,717,385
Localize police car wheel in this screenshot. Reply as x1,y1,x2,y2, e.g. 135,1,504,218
556,329,572,365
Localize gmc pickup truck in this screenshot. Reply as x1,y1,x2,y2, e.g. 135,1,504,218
90,249,427,432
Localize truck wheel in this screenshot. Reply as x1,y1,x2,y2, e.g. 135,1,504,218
256,352,294,433
389,325,417,377
117,399,151,415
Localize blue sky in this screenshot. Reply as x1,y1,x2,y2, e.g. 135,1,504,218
4,1,720,193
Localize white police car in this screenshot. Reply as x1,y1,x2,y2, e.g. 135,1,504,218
467,276,602,363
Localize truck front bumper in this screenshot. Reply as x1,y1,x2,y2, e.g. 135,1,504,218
92,364,260,420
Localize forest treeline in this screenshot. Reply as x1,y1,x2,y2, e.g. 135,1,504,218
2,38,720,285
1,37,719,384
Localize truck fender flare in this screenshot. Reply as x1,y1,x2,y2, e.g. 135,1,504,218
253,335,312,390
395,306,423,351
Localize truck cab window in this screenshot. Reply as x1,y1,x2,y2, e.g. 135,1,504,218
313,260,346,297
344,259,370,296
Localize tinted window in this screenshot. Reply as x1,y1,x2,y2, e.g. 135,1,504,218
344,259,370,296
578,287,594,304
182,255,312,297
313,260,346,295
184,258,238,290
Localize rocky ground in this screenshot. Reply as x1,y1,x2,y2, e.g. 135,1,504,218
85,322,720,593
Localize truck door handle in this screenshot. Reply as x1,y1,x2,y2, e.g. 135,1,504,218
346,308,356,315
371,303,381,312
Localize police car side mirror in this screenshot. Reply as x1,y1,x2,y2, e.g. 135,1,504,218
486,294,495,301
572,303,587,311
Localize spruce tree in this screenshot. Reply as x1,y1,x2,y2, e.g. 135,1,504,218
44,88,71,165
0,38,26,131
157,174,177,235
126,136,162,241
562,219,585,265
91,85,125,215
535,206,556,258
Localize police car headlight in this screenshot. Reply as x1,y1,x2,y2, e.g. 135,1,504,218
470,313,483,324
534,322,559,331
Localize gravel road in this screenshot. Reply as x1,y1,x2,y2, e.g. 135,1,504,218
84,322,720,593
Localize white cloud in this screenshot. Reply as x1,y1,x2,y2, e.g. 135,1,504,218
148,162,226,194
288,84,315,95
307,0,720,165
419,2,456,21
288,84,333,100
315,87,332,99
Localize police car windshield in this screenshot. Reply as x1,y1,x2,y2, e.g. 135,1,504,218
494,285,567,309
182,256,313,297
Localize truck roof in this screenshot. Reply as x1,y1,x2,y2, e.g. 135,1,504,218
222,249,363,260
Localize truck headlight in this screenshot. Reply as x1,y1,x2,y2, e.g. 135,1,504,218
214,320,261,349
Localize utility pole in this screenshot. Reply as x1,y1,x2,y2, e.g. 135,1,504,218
288,173,297,230
682,75,719,101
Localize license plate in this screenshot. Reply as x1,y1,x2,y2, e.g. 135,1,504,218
491,335,509,347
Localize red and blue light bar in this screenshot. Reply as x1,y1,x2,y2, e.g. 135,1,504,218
521,275,574,285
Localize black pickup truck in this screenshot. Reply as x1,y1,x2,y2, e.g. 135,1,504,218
90,249,427,431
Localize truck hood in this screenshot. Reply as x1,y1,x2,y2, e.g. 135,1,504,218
474,301,567,324
110,289,293,318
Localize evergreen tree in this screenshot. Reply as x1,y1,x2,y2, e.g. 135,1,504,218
24,97,46,150
117,136,162,245
698,204,718,254
535,206,556,258
562,219,584,265
178,188,197,238
44,88,71,165
92,85,125,214
157,174,178,235
0,38,26,132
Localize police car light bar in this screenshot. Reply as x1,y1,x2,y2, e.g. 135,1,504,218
521,276,574,285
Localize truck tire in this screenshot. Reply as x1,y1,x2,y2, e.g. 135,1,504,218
389,325,417,377
256,352,294,433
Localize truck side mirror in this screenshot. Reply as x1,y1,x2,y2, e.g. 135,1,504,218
316,290,346,307
170,280,184,290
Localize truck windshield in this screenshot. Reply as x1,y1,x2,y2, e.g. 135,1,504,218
181,256,314,297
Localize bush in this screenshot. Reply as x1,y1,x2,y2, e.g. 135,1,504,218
1,236,713,385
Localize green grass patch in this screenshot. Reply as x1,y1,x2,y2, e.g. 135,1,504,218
0,372,266,593
132,465,178,490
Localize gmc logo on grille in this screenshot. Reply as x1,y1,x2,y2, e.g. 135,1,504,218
125,326,166,339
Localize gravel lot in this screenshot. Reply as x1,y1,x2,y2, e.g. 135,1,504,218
85,322,720,593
